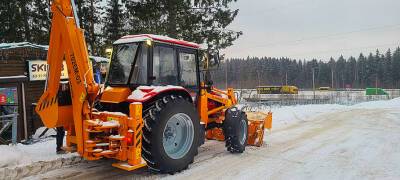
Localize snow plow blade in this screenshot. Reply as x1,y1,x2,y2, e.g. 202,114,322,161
246,111,273,147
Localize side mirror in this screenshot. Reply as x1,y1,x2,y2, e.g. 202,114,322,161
200,50,222,71
211,51,221,67
105,48,113,59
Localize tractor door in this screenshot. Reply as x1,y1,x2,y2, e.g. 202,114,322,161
177,48,199,94
152,44,179,85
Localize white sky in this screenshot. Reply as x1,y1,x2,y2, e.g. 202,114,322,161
222,0,400,61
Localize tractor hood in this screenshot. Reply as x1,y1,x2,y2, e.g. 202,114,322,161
100,86,132,103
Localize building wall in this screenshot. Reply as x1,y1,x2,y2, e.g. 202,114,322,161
0,47,47,139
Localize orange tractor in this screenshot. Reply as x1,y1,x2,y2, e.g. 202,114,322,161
36,0,272,173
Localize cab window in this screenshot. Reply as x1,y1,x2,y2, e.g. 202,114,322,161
153,46,178,85
130,44,148,84
179,52,197,88
108,43,138,84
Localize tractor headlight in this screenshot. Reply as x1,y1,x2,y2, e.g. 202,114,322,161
105,48,113,54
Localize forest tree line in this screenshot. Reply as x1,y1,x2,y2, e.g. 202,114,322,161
212,48,400,89
0,0,241,55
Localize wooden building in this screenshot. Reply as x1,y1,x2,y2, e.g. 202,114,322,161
0,42,48,142
0,42,109,143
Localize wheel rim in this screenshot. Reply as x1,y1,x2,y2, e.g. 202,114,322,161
163,113,194,159
239,119,247,145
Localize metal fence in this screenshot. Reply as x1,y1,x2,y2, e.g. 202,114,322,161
238,89,400,107
0,113,18,145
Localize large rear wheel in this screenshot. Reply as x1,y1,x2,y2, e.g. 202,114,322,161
142,95,200,173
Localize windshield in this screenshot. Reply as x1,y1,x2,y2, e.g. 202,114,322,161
107,43,139,84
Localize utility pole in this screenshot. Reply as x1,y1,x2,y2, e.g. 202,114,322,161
225,60,228,89
285,71,288,86
342,73,344,89
257,70,261,103
331,68,334,89
375,75,378,95
312,68,315,100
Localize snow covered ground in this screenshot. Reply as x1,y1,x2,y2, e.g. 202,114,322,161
270,104,346,129
3,98,400,179
0,128,77,169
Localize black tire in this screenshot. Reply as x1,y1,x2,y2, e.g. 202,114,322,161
142,95,201,173
223,107,248,153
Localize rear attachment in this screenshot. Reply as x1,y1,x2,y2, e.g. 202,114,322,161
245,110,272,147
80,103,146,171
205,105,273,147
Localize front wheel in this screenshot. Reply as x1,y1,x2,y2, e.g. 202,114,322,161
223,107,248,153
142,95,201,173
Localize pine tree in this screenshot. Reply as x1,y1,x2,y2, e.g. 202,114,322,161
103,0,125,46
318,60,330,87
0,0,32,42
336,55,346,88
365,53,376,87
75,0,103,55
30,0,50,44
383,49,393,88
0,1,13,42
347,56,357,88
328,57,336,88
375,50,385,87
357,53,367,88
125,0,242,51
392,47,400,87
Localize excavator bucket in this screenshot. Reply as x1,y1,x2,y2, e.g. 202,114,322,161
245,110,273,147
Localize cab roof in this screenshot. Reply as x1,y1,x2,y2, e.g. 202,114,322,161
114,34,200,49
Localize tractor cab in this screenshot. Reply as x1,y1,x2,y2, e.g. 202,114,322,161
106,34,202,88
100,34,214,111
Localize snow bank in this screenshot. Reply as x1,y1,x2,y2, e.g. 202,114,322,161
0,138,76,169
352,97,400,109
0,146,22,168
252,97,400,129
269,104,346,129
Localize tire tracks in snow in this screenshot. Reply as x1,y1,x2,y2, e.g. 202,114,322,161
26,108,400,180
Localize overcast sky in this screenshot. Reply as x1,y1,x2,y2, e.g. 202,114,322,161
222,0,400,61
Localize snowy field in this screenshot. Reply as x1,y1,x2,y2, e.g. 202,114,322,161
1,98,400,179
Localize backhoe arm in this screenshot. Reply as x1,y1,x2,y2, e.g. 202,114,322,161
35,0,99,154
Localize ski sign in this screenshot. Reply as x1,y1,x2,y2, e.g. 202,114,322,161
28,60,69,81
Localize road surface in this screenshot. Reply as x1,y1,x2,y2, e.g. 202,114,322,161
25,108,400,180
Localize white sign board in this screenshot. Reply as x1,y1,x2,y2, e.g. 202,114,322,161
28,60,69,81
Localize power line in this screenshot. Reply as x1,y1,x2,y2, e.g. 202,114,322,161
247,23,400,49
226,42,400,60
281,42,400,59
262,0,311,12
